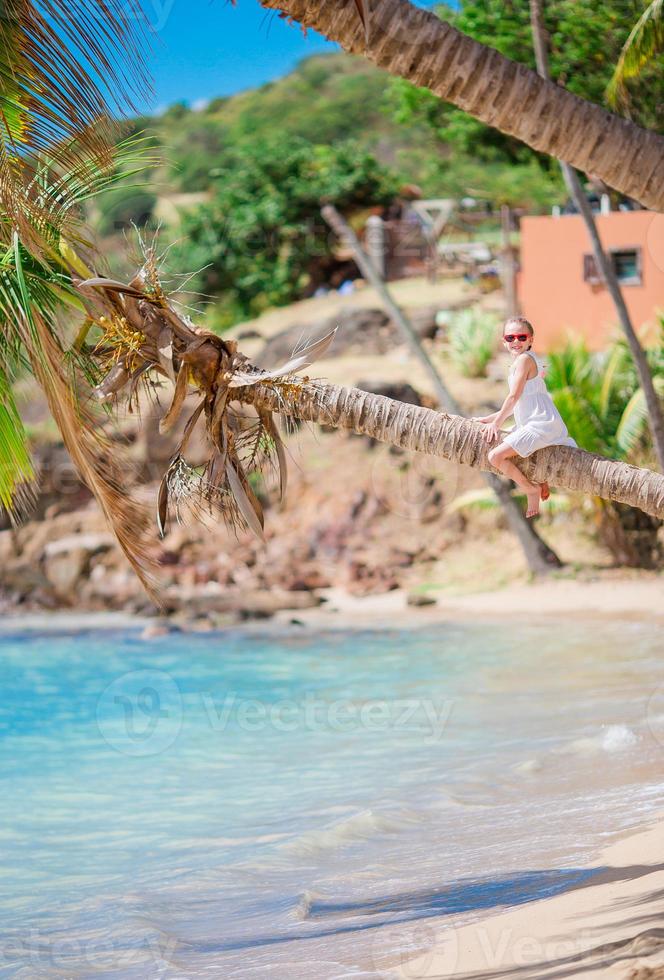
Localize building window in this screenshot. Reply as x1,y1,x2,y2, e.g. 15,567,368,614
583,254,601,284
582,248,642,286
612,248,641,285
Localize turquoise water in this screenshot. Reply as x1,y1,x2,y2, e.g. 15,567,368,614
0,620,663,978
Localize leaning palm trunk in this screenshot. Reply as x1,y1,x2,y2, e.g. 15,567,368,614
258,0,664,210
75,265,664,591
530,0,664,472
245,381,664,518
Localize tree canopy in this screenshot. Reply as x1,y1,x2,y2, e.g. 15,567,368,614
169,138,399,326
388,0,664,168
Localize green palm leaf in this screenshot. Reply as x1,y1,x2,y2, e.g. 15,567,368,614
551,386,602,453
598,344,630,420
607,0,664,107
0,368,36,519
616,377,664,454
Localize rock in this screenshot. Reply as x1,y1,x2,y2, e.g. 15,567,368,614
1,560,55,604
346,560,400,596
354,380,423,407
43,548,89,600
0,530,17,564
163,588,323,619
407,305,439,340
257,304,441,368
140,621,182,640
406,593,438,607
43,533,114,558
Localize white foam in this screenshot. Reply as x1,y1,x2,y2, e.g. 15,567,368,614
601,724,639,752
560,724,639,756
282,809,411,858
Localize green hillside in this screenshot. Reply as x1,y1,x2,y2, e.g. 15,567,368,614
121,53,444,196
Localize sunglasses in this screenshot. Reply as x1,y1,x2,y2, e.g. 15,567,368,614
503,334,530,343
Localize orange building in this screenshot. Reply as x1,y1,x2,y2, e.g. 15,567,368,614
517,210,664,351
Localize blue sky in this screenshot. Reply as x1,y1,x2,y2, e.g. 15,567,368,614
142,0,339,113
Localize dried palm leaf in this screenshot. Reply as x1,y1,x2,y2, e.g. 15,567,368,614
260,409,288,501
159,362,190,434
227,328,337,387
225,455,265,541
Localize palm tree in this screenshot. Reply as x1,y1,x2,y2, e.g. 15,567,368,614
0,0,156,592
73,269,664,538
259,0,664,210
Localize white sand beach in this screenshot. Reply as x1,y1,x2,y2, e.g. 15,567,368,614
391,814,664,980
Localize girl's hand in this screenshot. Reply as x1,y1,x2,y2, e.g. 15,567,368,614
483,421,502,443
472,414,497,424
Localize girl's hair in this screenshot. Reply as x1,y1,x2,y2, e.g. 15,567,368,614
503,315,534,335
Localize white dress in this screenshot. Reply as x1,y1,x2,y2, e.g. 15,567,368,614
502,351,577,458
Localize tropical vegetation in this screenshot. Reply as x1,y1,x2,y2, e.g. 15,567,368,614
447,310,499,378
167,137,399,327
607,0,664,110
260,0,664,209
546,336,664,565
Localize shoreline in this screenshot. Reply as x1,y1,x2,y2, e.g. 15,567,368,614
2,575,662,635
388,812,664,979
276,577,664,630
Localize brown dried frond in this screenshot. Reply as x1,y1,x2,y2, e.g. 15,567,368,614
25,310,159,598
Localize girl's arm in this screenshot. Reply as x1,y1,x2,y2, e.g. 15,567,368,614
482,357,532,442
472,412,499,423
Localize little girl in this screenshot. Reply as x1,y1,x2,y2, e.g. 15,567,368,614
473,315,576,519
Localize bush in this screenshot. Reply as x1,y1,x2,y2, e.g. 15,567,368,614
447,309,499,377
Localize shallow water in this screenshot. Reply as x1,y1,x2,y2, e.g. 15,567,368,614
0,619,662,978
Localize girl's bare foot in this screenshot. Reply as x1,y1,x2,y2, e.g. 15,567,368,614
540,481,550,501
526,490,541,518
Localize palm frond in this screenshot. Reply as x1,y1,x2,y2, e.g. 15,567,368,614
551,386,602,453
0,234,157,596
0,0,152,237
615,377,664,455
598,343,630,420
546,339,593,391
607,0,664,107
447,487,570,514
